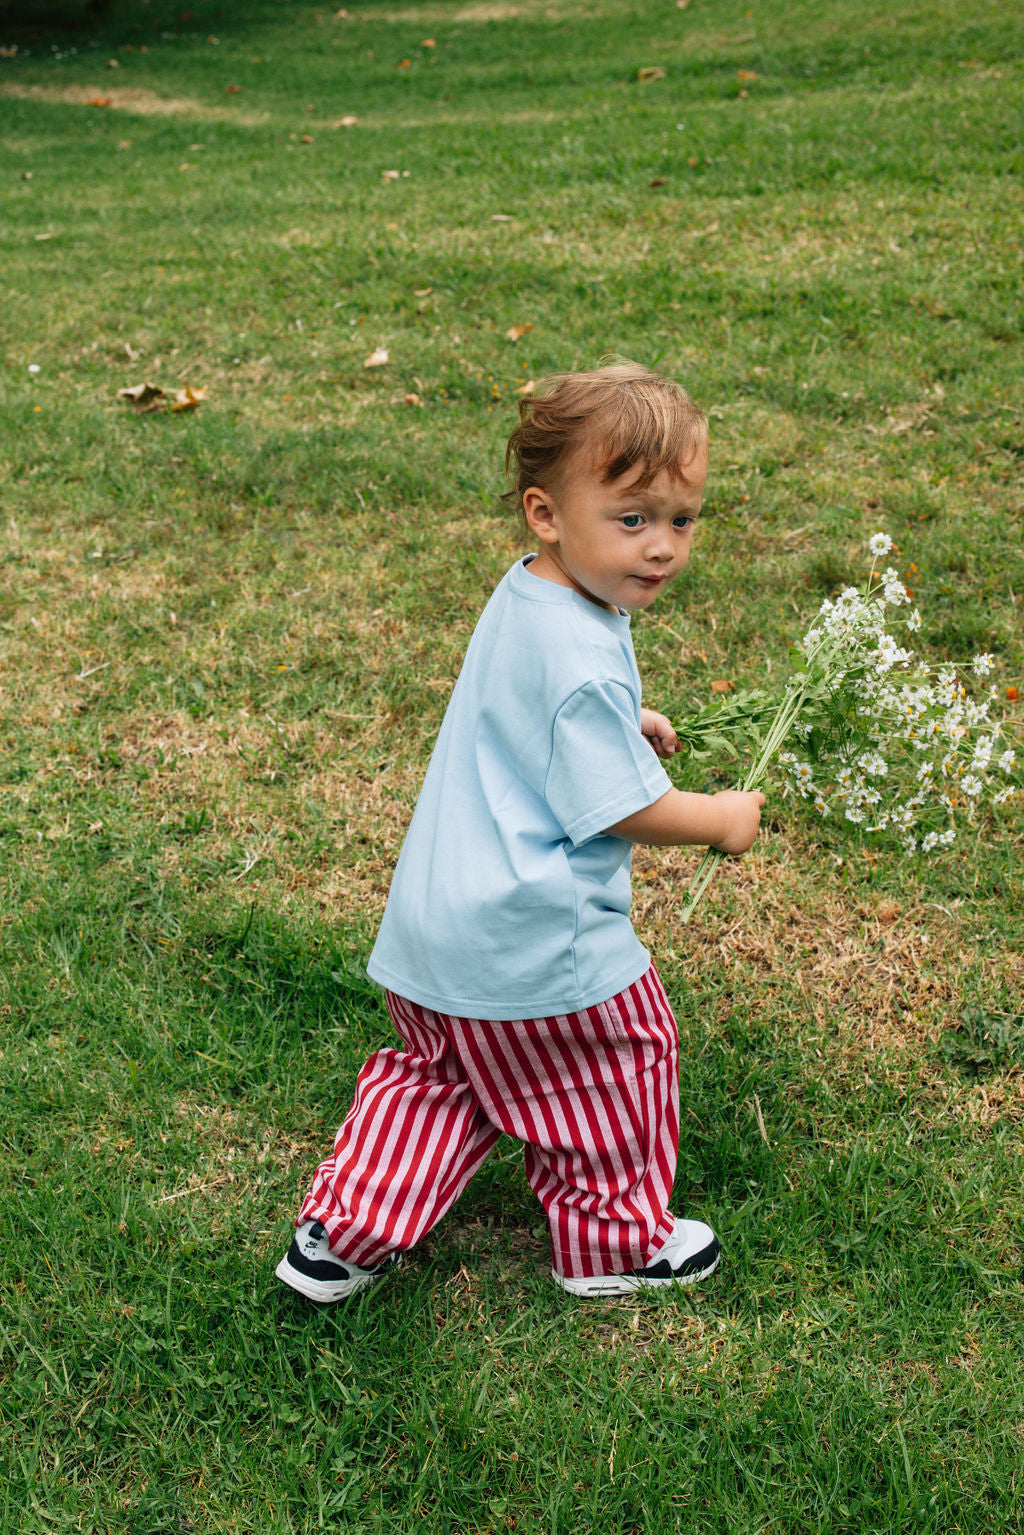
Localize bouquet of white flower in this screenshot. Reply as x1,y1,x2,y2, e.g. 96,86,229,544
678,533,1022,924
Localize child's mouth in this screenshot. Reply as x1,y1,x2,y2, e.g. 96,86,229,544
634,574,667,587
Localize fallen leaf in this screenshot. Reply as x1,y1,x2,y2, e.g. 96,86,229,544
169,386,206,412
403,392,422,406
490,213,513,222
333,115,359,127
711,679,734,693
505,323,534,341
414,287,433,297
397,58,411,68
364,347,389,367
637,66,666,83
301,135,314,143
737,69,758,81
118,382,166,412
516,379,536,396
421,38,436,47
382,169,402,181
649,177,666,188
225,84,241,94
335,7,351,15
85,96,112,107
676,1,688,8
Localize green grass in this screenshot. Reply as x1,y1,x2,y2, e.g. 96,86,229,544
2,0,1023,1530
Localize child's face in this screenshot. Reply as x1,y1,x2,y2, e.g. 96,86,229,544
522,442,707,612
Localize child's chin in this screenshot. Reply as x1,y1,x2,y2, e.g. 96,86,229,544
626,587,666,609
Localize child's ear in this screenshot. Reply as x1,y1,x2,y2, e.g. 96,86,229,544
522,486,559,544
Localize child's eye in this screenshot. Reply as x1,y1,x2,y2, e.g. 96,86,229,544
621,514,644,529
674,517,695,529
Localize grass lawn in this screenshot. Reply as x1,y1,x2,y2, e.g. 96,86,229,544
1,0,1023,1529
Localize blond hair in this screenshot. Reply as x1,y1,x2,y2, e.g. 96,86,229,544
503,361,707,514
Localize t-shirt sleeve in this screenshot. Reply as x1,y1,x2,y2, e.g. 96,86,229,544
544,680,672,847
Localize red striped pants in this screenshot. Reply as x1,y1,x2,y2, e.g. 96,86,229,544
297,965,679,1279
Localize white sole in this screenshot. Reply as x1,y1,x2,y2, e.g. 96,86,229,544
552,1246,721,1297
274,1254,392,1304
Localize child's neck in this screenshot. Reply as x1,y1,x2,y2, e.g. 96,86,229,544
525,549,619,613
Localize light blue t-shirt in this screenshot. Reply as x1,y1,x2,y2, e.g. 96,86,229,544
365,556,672,1020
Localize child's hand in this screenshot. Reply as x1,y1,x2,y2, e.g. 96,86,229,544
710,790,766,855
641,708,680,760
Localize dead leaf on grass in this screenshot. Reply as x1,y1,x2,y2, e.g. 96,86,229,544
118,382,166,412
737,69,758,81
710,679,734,694
169,385,206,412
505,323,534,341
364,347,389,368
117,382,206,413
333,115,358,127
85,96,113,107
637,67,666,83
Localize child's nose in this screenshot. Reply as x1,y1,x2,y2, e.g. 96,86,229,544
646,524,675,560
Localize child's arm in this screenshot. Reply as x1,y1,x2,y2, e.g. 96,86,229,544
605,788,765,853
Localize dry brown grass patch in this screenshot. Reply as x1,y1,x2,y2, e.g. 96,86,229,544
0,81,269,126
634,841,966,1048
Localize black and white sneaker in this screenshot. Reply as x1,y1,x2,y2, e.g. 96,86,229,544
275,1221,401,1304
552,1217,721,1297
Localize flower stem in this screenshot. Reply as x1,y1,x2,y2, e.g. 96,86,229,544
678,675,816,925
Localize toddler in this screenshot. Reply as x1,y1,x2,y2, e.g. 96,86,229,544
277,362,764,1302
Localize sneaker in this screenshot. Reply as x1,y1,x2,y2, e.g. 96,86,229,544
275,1221,401,1304
552,1218,721,1297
